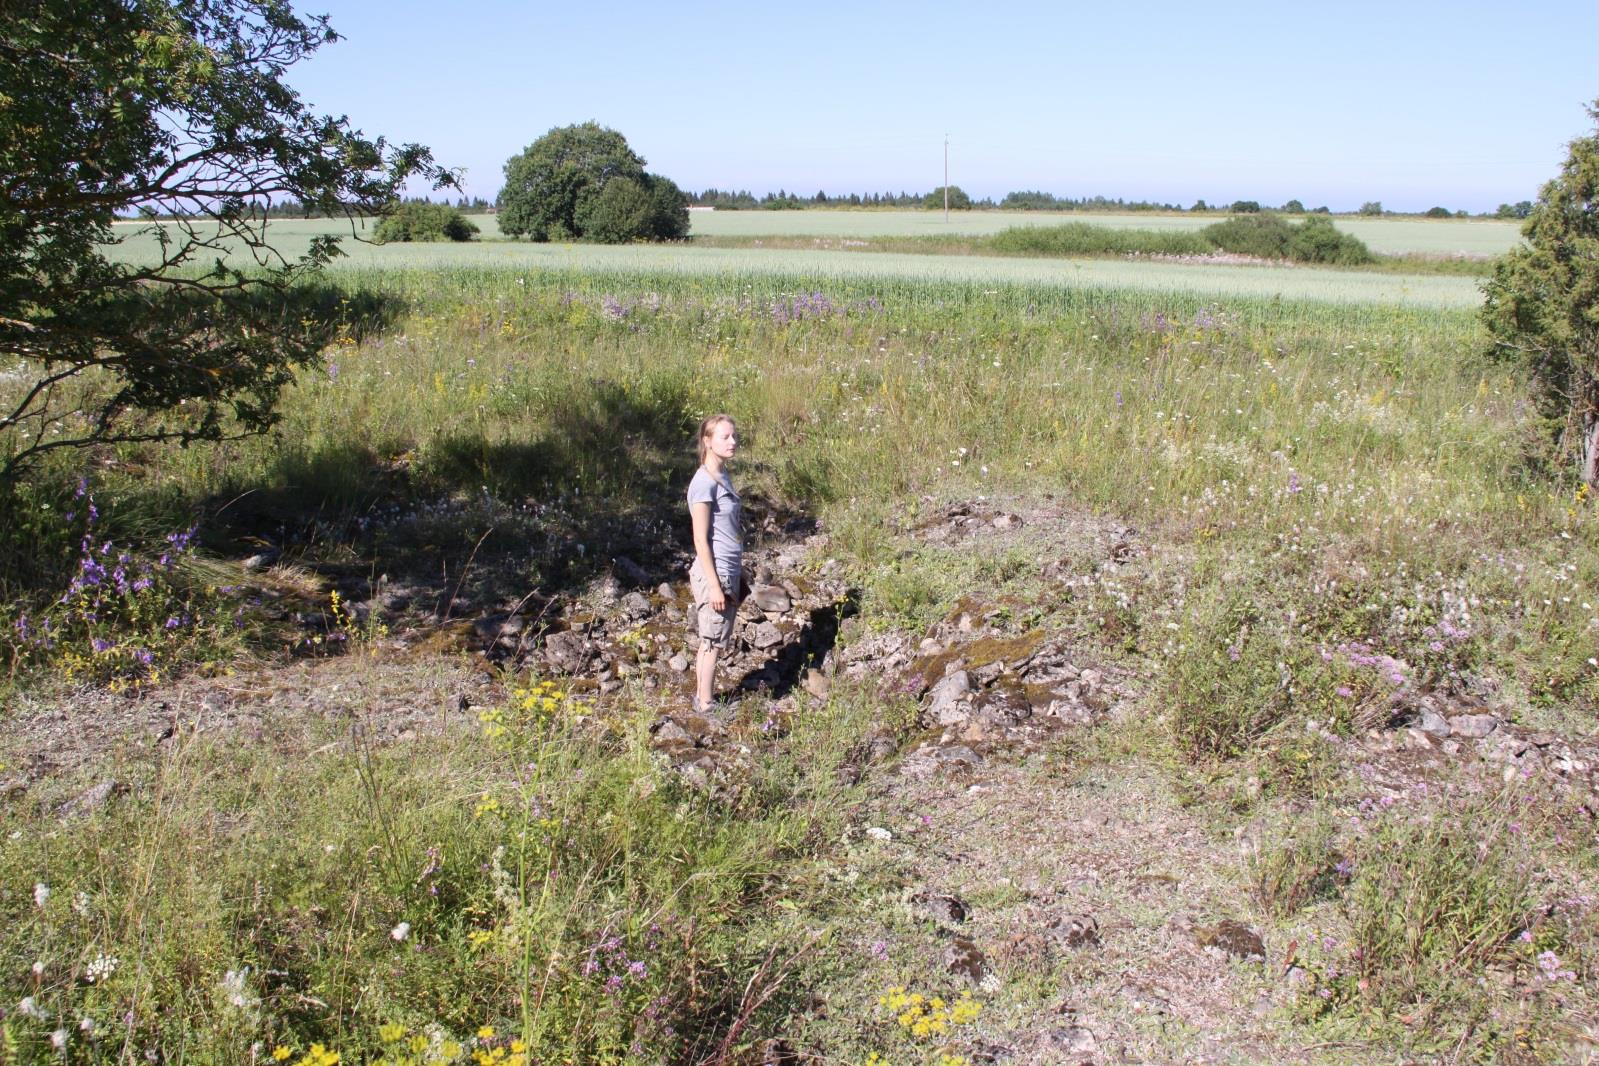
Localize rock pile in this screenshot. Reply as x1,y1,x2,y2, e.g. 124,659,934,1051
476,533,853,788
837,595,1125,778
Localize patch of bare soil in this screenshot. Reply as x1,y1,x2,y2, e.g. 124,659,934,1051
1,655,498,807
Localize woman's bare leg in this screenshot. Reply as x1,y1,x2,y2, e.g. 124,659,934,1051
695,644,718,709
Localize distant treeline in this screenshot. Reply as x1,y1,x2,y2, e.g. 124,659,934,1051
682,188,1193,211
131,196,498,220
248,195,497,218
687,188,931,209
131,192,1539,221
682,189,1524,217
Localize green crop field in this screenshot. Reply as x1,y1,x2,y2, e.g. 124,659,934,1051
681,208,1524,257
109,217,1485,307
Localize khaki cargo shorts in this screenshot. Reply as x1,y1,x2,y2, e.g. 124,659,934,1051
689,565,741,650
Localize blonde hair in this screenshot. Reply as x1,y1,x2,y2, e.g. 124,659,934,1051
696,413,736,465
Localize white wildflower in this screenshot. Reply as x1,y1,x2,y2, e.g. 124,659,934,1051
390,922,411,942
218,968,259,1012
50,1029,68,1051
865,826,892,842
18,996,46,1019
84,954,118,983
33,883,49,908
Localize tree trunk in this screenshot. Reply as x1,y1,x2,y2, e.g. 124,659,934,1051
1585,412,1599,487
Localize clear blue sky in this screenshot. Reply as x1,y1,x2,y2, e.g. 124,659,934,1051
284,0,1599,213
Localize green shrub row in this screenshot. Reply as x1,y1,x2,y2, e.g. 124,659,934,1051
989,213,1374,264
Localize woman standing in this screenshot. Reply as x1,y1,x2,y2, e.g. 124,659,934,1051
687,414,743,712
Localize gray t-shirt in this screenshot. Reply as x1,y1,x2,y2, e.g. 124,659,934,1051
687,466,742,582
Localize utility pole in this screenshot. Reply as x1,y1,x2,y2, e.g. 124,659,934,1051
943,134,949,223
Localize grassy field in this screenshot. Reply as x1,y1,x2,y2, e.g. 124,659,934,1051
5,236,1597,1060
108,218,1486,307
682,209,1525,257
113,209,1525,258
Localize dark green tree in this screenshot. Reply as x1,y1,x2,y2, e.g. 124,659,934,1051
923,186,972,210
498,123,687,242
0,0,451,482
574,176,652,243
1483,102,1599,483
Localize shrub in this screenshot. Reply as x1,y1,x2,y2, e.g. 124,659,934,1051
1483,101,1599,483
1287,215,1373,264
1201,213,1295,258
1424,206,1453,218
1200,213,1373,264
374,201,479,243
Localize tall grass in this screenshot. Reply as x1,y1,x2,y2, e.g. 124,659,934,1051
0,680,879,1060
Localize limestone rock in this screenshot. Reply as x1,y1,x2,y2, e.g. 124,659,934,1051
928,670,974,724
936,745,983,767
1050,913,1100,949
59,779,120,819
944,937,989,984
242,548,280,572
674,713,727,745
612,555,650,586
913,891,971,925
749,621,784,650
749,584,792,614
1197,919,1265,961
1044,1027,1097,1055
543,630,592,674
1418,708,1451,737
1448,713,1500,740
